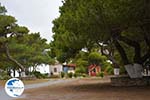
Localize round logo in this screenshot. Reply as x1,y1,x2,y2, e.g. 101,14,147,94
5,78,24,97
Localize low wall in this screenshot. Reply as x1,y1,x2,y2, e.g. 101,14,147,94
111,76,150,86
20,76,36,80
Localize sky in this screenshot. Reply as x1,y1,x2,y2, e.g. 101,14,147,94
0,0,62,42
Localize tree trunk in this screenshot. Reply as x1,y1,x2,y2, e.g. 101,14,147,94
114,40,129,65
119,35,141,64
33,65,37,72
7,68,11,76
97,41,120,68
113,40,144,78
4,43,26,77
13,67,16,77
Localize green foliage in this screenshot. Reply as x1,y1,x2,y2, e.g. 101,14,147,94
0,32,54,71
0,71,11,80
97,72,104,78
0,3,7,14
75,51,89,60
119,66,126,75
105,66,113,75
61,72,65,78
73,73,77,78
32,71,42,78
67,72,73,78
75,66,86,74
75,58,88,74
0,15,16,36
101,61,112,71
52,0,150,68
74,73,87,78
76,59,88,67
0,4,55,73
88,52,107,65
32,71,48,79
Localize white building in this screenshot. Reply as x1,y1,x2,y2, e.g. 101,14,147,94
10,63,63,77
49,64,63,76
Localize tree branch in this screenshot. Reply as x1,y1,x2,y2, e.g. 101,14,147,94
96,41,120,68
140,26,150,49
118,35,141,64
141,50,150,64
4,42,25,71
113,40,129,65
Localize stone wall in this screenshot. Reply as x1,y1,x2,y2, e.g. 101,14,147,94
111,76,150,86
20,76,36,80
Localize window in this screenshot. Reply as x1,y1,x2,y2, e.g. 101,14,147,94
54,68,57,72
93,68,96,73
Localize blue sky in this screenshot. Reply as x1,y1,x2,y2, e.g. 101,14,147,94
0,0,62,42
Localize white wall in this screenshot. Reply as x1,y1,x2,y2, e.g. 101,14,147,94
49,64,62,75
11,64,51,77
35,64,50,74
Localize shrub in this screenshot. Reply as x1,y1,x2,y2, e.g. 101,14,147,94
75,66,87,74
42,73,49,78
73,73,77,78
105,66,113,75
73,73,88,78
32,71,41,78
32,71,48,79
61,72,65,78
75,73,81,77
0,71,11,80
82,73,87,77
120,66,126,74
97,72,104,78
67,72,73,78
88,52,107,65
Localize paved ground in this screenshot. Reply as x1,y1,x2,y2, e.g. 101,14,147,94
1,77,150,100
16,77,150,100
0,85,12,100
0,79,77,100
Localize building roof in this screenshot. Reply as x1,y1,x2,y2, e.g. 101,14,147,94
63,64,76,67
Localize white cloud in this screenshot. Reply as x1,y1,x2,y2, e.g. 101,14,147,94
0,0,62,42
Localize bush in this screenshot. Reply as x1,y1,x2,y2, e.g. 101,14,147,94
32,71,41,78
82,73,87,77
120,66,126,74
61,72,65,78
105,66,113,75
75,66,87,74
97,72,104,78
73,73,88,78
42,73,49,78
32,71,48,79
74,73,81,77
88,52,107,65
0,71,11,80
67,72,73,78
73,73,77,78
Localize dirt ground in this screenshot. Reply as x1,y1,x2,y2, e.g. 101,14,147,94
17,77,150,100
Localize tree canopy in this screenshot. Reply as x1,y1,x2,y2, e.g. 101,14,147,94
52,0,150,77
0,4,54,76
52,0,150,64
